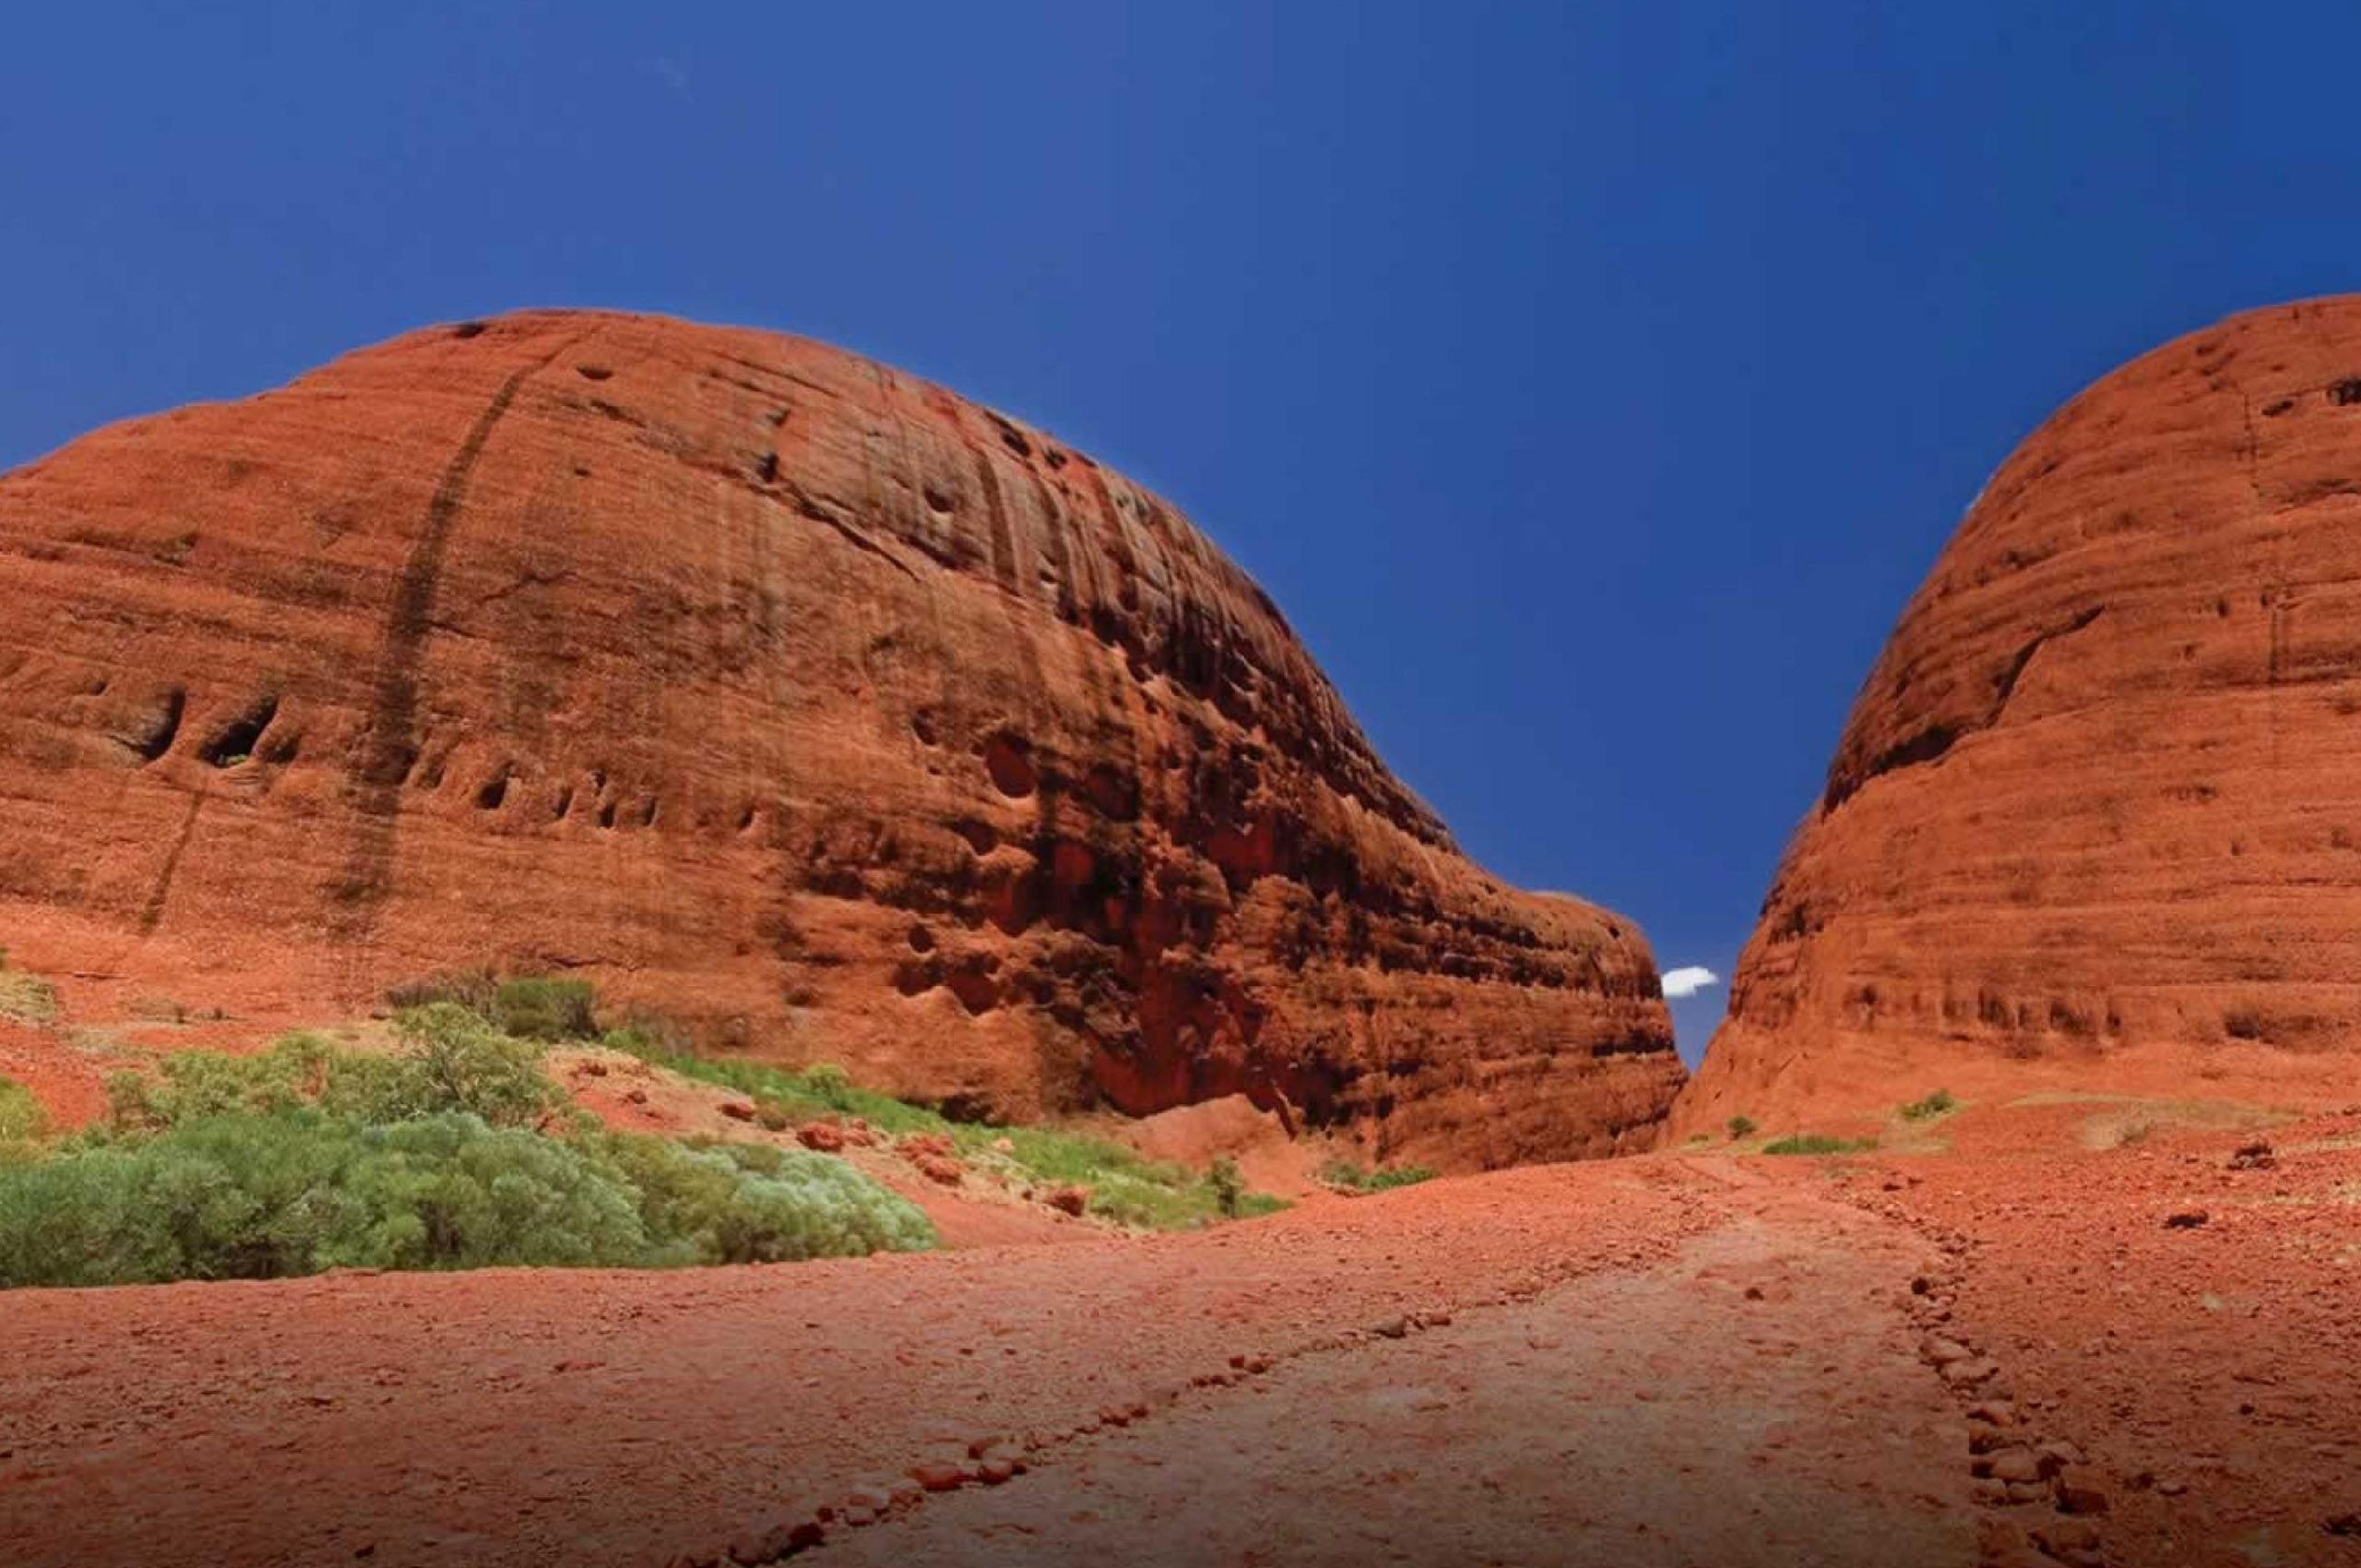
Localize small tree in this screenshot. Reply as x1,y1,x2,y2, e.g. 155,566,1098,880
1209,1156,1244,1219
327,1004,560,1128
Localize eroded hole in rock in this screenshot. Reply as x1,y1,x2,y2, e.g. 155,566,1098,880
768,407,791,429
639,796,659,827
1082,762,1139,821
552,785,575,820
372,741,421,790
199,695,278,767
598,799,619,829
475,766,512,811
908,924,936,954
576,364,614,382
893,960,937,997
981,732,1038,798
955,818,998,855
943,967,1001,1016
911,711,939,746
753,451,778,484
450,322,487,339
131,687,187,763
2263,397,2296,417
992,419,1033,459
922,483,955,516
984,865,1039,935
738,802,760,833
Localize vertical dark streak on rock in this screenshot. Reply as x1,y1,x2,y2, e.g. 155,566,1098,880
330,337,578,935
139,788,206,933
971,446,1021,600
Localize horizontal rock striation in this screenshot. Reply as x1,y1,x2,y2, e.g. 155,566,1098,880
0,310,1680,1168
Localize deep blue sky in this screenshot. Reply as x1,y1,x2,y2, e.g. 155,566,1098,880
5,5,2353,1060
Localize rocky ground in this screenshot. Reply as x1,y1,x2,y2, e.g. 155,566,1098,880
4,1089,2356,1567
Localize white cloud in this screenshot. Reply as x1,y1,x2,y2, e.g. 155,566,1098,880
1660,965,1720,1000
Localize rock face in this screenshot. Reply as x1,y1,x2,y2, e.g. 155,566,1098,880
0,309,1680,1168
1677,298,2361,1134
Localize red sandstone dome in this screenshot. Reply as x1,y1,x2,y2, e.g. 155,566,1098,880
0,309,1680,1168
1676,296,2361,1135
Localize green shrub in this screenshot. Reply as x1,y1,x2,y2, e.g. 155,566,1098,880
0,970,61,1026
111,1012,558,1134
0,1075,47,1146
490,977,599,1041
385,967,500,1016
1898,1089,1958,1123
0,1110,936,1289
1761,1133,1877,1156
341,1005,562,1127
1726,1115,1758,1140
599,1036,1287,1230
1209,1156,1244,1219
586,1131,933,1264
386,971,600,1041
107,1035,332,1129
1320,1158,1438,1194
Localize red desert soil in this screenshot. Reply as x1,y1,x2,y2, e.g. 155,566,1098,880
6,1100,2356,1568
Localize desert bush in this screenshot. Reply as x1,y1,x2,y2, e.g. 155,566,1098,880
385,967,500,1016
1726,1115,1758,1139
602,1036,1287,1230
107,1034,332,1129
0,1075,47,1146
0,969,61,1026
1209,1155,1245,1218
333,1004,562,1127
490,977,599,1041
1761,1133,1877,1156
1320,1158,1438,1194
386,969,601,1040
588,1131,933,1264
1898,1089,1958,1123
110,1013,558,1134
0,1109,936,1289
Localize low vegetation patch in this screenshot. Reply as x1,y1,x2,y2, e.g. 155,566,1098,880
611,1034,1284,1229
1761,1133,1879,1157
1320,1158,1439,1194
1898,1088,1958,1123
386,970,599,1041
0,956,60,1026
0,1075,46,1147
0,1006,933,1289
380,976,1287,1232
1726,1115,1758,1140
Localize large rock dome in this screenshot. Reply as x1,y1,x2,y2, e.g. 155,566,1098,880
0,309,1680,1168
1677,297,2361,1134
